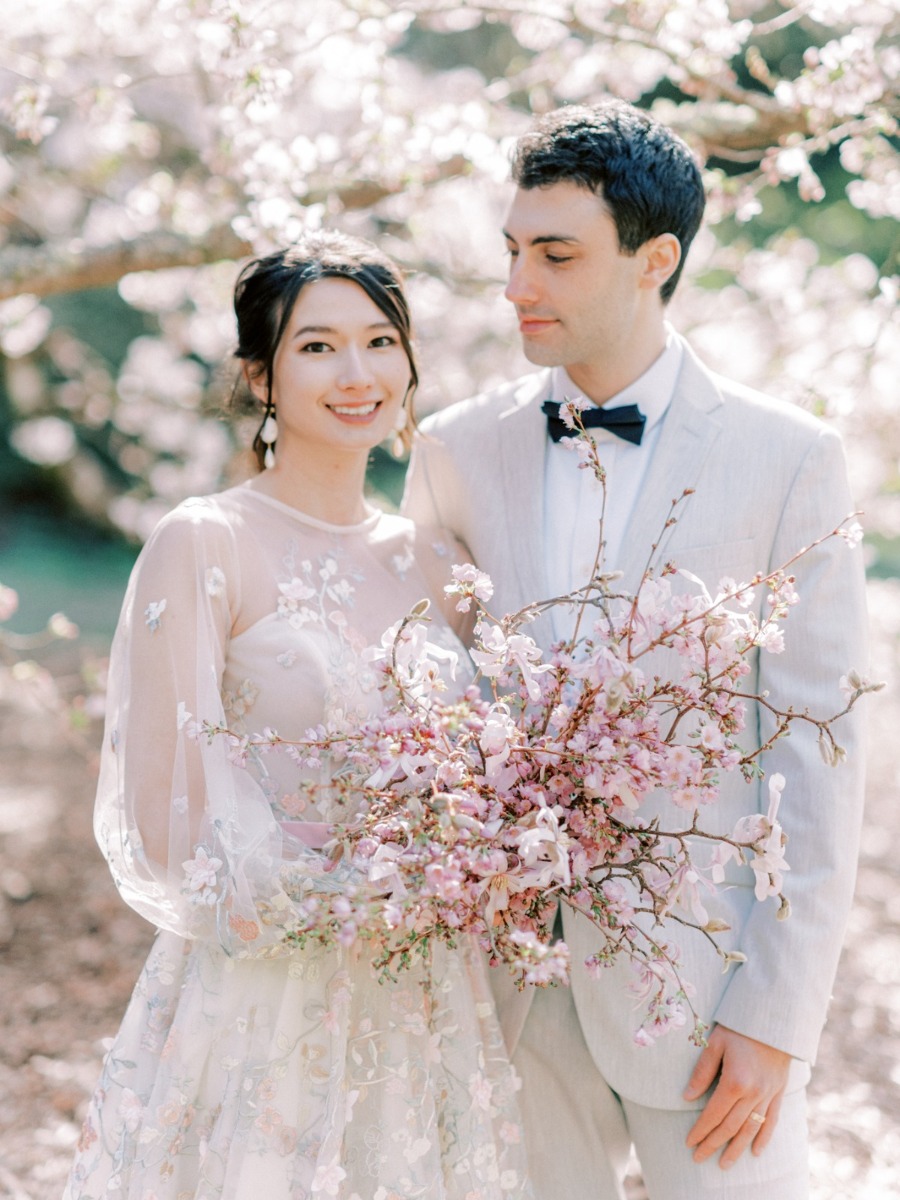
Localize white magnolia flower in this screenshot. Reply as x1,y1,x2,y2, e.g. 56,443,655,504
362,618,458,702
470,623,552,701
712,774,789,901
514,807,572,889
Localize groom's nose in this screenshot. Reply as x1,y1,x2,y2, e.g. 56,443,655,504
504,255,540,307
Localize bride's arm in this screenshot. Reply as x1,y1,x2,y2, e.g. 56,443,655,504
94,499,353,957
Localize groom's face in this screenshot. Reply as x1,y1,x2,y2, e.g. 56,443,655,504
503,180,649,388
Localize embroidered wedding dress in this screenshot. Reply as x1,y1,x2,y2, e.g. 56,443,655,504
65,483,530,1200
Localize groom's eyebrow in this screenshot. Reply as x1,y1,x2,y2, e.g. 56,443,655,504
502,230,581,246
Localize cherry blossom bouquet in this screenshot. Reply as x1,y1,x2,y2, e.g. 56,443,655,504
206,409,876,1044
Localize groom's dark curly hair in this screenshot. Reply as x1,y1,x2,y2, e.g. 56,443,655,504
511,100,705,303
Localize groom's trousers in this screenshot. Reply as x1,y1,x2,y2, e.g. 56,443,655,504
513,983,811,1200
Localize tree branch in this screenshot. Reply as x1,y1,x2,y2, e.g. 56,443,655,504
0,226,252,301
0,154,472,301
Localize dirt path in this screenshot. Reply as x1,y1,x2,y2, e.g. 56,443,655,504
1,581,898,1199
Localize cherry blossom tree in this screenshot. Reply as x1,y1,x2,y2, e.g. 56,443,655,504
0,0,897,543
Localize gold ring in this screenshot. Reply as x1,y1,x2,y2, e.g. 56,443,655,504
748,1111,766,1125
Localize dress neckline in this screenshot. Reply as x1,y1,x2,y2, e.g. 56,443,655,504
237,483,383,534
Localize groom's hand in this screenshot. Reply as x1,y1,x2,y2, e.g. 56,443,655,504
682,1024,791,1169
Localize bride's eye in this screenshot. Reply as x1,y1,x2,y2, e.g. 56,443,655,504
370,334,398,348
300,341,332,353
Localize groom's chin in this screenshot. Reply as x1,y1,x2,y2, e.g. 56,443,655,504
519,341,562,368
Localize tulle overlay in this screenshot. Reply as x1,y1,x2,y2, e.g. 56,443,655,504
68,932,528,1199
65,484,531,1199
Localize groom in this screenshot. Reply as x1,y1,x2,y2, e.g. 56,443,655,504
403,100,867,1198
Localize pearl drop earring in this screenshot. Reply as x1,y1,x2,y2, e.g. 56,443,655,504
260,408,278,469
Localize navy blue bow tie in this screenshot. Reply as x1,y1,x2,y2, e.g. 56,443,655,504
542,399,646,446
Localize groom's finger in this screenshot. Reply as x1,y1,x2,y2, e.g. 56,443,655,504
685,1077,742,1153
718,1103,770,1168
687,1074,763,1162
683,1034,724,1103
721,1085,785,1168
751,1088,783,1156
685,1024,792,1159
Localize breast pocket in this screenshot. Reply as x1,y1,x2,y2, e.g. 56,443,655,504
667,537,761,594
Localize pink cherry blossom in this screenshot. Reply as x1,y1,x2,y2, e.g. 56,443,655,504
444,562,495,612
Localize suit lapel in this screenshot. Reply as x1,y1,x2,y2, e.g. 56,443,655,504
489,347,726,610
496,371,551,611
618,340,726,593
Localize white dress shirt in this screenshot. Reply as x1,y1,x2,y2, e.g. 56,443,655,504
544,329,683,642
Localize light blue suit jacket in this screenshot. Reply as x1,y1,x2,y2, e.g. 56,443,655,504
402,338,868,1109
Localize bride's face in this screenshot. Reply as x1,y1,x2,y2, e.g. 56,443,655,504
251,276,412,459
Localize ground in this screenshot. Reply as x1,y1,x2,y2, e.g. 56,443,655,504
0,581,898,1200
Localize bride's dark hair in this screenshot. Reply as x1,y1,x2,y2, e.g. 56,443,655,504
233,231,419,469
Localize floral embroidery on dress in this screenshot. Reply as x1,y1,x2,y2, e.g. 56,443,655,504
223,677,259,719
328,576,356,605
144,599,167,632
277,576,321,629
67,493,530,1200
278,791,309,818
205,565,226,597
391,545,415,579
181,846,222,907
273,542,375,725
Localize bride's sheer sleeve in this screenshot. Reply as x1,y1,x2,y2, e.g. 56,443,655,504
93,498,347,958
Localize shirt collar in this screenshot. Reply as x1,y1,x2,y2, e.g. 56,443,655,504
549,326,683,439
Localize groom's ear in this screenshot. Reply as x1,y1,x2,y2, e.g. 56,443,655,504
638,233,682,296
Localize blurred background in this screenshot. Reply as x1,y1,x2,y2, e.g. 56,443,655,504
0,1,897,1196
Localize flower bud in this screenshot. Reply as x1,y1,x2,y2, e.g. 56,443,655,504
818,730,838,766
703,919,731,933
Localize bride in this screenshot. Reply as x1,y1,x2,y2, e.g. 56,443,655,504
65,232,531,1200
